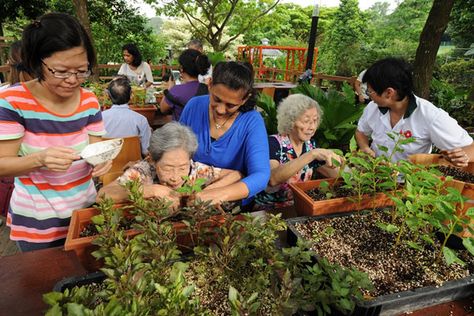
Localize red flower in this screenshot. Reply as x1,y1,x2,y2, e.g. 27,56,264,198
404,130,412,138
440,176,446,181
399,130,404,135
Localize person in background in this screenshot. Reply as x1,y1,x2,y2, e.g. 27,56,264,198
179,61,270,207
0,13,112,251
187,39,212,85
0,41,33,90
102,76,152,156
98,122,242,205
355,57,473,167
254,94,342,210
354,69,370,104
118,43,153,88
159,49,210,121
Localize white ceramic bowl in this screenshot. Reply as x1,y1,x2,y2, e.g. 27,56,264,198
80,138,123,166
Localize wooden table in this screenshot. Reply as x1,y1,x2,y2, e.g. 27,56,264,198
0,247,87,315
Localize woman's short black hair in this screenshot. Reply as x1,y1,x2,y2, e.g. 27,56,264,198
122,43,142,67
212,61,256,112
363,57,414,101
21,12,96,81
178,49,210,78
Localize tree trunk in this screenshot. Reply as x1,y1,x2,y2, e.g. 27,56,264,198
413,0,455,99
72,0,99,82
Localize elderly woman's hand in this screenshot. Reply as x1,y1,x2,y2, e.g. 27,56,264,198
311,149,343,168
440,148,470,168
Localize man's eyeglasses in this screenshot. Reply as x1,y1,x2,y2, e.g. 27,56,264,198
366,89,377,96
42,61,91,79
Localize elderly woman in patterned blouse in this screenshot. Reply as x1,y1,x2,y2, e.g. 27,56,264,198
254,94,342,210
98,121,241,205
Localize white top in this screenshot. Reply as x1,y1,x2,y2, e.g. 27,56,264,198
198,64,212,84
118,62,153,86
357,69,368,99
357,95,473,162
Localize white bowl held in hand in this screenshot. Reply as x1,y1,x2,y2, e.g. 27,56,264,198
80,138,123,166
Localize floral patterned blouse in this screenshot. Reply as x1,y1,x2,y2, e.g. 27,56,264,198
117,159,221,187
254,134,323,210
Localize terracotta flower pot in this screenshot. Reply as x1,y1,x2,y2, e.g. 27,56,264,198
409,154,474,238
65,205,243,271
289,178,394,217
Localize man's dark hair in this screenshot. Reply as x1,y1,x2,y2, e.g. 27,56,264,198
363,57,414,101
108,76,131,105
212,61,256,112
21,12,96,81
122,43,142,67
178,49,210,78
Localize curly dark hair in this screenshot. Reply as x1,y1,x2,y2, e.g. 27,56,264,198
122,43,142,67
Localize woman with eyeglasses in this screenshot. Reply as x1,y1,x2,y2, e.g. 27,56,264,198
0,13,112,251
179,61,271,207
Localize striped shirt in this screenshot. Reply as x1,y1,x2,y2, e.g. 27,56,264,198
0,83,106,243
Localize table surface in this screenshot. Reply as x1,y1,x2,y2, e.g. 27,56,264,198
0,247,87,316
253,82,297,89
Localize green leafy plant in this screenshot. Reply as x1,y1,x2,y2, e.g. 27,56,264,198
292,82,364,151
256,92,278,135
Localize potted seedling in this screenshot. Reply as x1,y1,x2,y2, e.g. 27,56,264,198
287,158,474,315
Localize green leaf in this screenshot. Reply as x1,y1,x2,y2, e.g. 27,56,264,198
443,247,465,266
462,238,474,256
45,304,62,316
43,292,63,305
228,286,238,302
406,241,422,251
66,303,86,316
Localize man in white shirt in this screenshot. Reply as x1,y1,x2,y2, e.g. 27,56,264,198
355,58,473,167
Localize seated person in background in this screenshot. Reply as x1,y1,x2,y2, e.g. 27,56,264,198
254,94,342,210
187,39,212,85
355,58,473,167
160,49,210,121
102,76,151,156
118,43,153,88
98,122,242,205
354,69,370,104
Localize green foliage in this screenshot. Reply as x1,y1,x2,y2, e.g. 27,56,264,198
45,187,372,315
256,92,278,135
447,0,474,48
292,82,363,150
321,0,365,76
176,176,206,195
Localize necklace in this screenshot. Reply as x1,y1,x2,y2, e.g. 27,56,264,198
214,113,233,129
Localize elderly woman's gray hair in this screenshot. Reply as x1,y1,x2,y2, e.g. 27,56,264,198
277,94,323,134
148,122,198,162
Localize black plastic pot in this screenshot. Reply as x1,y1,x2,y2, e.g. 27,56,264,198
53,271,106,293
287,215,474,316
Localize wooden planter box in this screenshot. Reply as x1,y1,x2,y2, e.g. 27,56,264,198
287,214,474,316
65,206,241,271
289,178,394,217
409,154,474,237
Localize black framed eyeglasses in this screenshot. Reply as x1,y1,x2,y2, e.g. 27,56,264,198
42,61,91,79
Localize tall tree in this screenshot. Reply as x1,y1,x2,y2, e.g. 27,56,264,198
148,0,280,51
322,0,365,76
413,0,455,98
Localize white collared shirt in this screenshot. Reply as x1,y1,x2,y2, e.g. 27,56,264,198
357,95,473,162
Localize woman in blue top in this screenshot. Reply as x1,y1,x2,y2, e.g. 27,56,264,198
179,61,270,205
